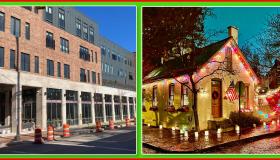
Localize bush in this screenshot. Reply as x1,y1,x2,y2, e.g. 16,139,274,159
229,111,261,128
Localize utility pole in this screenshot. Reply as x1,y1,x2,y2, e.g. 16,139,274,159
15,36,21,141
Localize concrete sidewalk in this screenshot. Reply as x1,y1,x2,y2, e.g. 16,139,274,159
143,124,280,153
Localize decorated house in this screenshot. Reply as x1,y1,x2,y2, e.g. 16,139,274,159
142,26,259,130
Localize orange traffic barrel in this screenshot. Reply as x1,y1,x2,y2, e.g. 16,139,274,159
47,125,54,141
96,120,102,132
125,118,130,127
109,119,114,130
63,124,70,137
34,128,43,144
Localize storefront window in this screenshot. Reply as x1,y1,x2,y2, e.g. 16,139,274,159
114,96,121,121
66,90,78,125
81,92,92,124
94,93,104,122
46,88,62,127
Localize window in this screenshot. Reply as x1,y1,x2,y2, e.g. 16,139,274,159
0,47,3,67
58,9,65,29
97,73,100,84
0,12,5,32
47,59,54,76
129,72,133,80
80,46,90,61
46,32,55,49
57,62,61,77
112,54,117,60
95,52,97,63
87,70,90,83
241,84,250,110
25,22,30,40
181,84,189,106
64,64,70,79
92,71,96,84
83,23,88,40
152,86,157,106
169,84,174,105
75,18,81,37
89,26,94,43
45,7,53,23
80,68,86,82
11,17,20,37
226,47,232,70
10,49,15,69
34,56,39,73
101,46,106,56
60,37,69,53
21,52,30,72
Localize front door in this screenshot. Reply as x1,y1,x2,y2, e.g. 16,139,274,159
212,79,222,118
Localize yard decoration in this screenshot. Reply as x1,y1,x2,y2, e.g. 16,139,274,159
164,105,176,113
149,106,158,112
177,105,190,112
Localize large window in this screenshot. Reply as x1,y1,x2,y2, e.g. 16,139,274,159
80,68,86,82
114,96,121,121
122,96,128,119
57,62,61,78
83,23,88,40
75,18,81,37
47,59,54,76
10,49,15,69
80,46,90,61
94,93,103,122
181,84,189,106
64,64,70,79
66,90,78,126
0,47,3,67
105,95,112,121
34,56,39,73
81,92,92,124
129,97,135,118
92,71,96,84
21,52,30,72
101,46,106,56
25,22,30,40
11,16,20,37
46,88,62,127
58,9,65,29
45,7,53,23
0,12,5,32
89,26,94,43
46,31,55,49
169,83,175,105
60,37,69,53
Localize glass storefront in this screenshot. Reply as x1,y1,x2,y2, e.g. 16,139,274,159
66,90,78,126
105,94,112,121
46,88,62,128
81,92,92,124
94,93,104,122
114,95,121,121
122,96,128,119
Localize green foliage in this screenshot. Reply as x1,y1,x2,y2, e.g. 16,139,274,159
229,111,261,128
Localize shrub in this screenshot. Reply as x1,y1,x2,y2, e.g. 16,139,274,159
229,111,261,128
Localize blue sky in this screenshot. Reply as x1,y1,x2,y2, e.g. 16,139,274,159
76,6,136,52
205,7,280,47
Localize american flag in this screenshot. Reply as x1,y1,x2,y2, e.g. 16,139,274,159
226,81,238,102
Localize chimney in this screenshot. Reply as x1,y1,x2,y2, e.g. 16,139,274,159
228,26,238,44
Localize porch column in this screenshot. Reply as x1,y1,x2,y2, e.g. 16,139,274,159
78,91,82,126
91,93,96,125
62,89,67,125
102,94,106,122
127,96,130,120
5,91,10,126
36,87,47,130
112,95,115,121
11,85,22,134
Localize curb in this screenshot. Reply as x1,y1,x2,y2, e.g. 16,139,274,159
143,130,280,153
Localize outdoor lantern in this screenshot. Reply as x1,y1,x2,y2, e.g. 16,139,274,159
253,123,256,128
277,119,280,124
263,122,266,126
272,120,276,125
217,128,222,134
180,129,184,134
184,131,188,137
159,125,163,129
235,125,240,134
147,123,150,127
205,130,209,136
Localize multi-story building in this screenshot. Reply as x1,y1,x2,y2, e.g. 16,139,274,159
0,6,136,135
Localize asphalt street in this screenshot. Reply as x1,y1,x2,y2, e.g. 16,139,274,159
0,127,136,154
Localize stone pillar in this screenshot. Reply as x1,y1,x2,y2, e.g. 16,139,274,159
91,93,96,125
11,85,22,134
36,87,47,130
102,94,106,122
127,96,130,119
78,91,82,126
112,95,115,121
62,89,67,125
5,91,10,126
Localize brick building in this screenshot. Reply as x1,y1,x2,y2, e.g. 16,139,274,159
0,6,136,135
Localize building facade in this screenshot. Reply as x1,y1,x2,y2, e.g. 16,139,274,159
0,6,136,135
142,27,258,130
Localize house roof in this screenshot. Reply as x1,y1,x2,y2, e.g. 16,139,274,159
143,37,233,84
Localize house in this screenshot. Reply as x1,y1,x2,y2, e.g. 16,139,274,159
142,26,258,130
